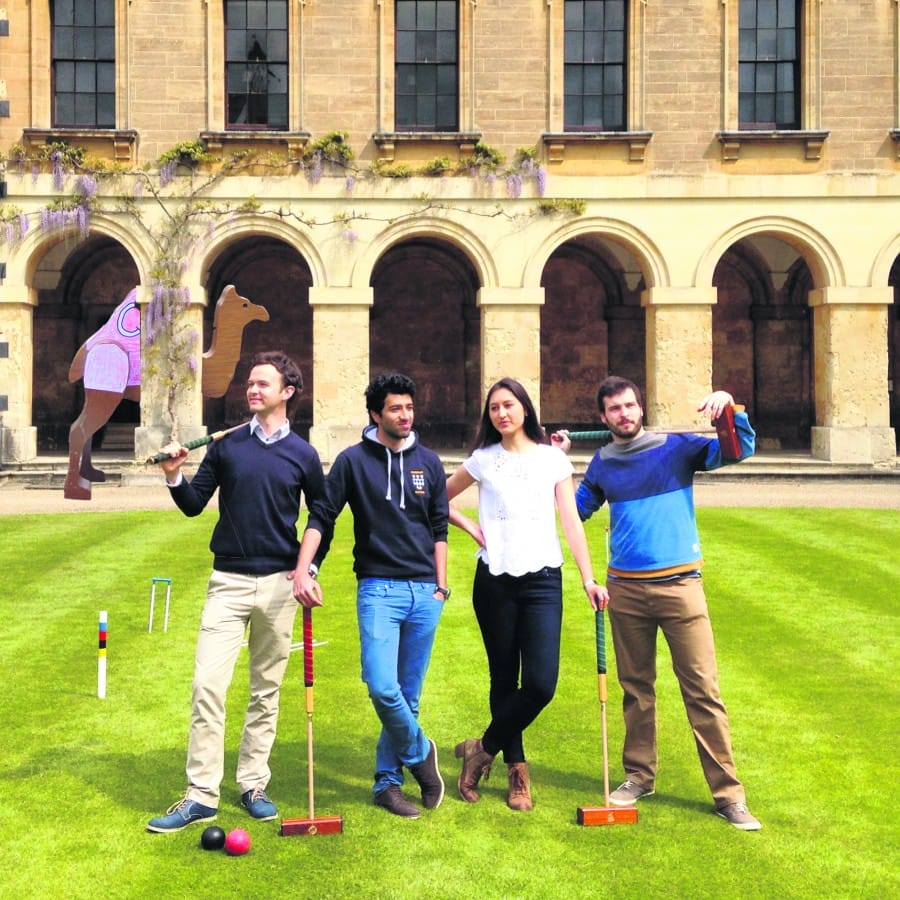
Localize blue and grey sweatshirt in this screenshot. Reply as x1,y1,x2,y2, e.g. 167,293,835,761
576,411,755,578
168,424,330,576
306,425,449,581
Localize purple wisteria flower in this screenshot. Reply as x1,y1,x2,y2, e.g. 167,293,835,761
345,176,356,193
51,152,65,191
18,212,29,237
307,152,323,186
74,174,98,198
506,172,523,199
536,165,547,197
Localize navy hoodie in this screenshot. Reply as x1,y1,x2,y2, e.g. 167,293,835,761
307,425,449,581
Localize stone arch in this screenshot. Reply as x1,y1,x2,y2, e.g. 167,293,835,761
350,217,497,292
198,229,319,435
10,215,153,299
198,213,328,290
368,235,482,448
523,217,669,291
871,233,900,288
23,225,144,451
696,216,843,290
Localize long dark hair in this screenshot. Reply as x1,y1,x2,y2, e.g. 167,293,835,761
472,377,547,450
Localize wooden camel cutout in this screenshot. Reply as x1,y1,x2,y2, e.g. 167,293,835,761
201,285,269,398
64,284,269,500
64,289,142,500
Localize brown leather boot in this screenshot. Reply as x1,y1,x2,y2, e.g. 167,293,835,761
507,762,532,811
454,738,493,802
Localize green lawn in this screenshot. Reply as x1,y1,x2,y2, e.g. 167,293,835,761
1,507,897,899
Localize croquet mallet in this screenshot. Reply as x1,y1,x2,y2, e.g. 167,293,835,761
576,607,638,827
145,421,248,465
281,606,343,836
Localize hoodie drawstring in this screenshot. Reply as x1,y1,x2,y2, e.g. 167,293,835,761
383,447,407,510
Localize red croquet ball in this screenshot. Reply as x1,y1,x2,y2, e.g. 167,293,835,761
224,828,251,856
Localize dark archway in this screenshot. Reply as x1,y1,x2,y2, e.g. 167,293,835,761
204,237,314,436
713,240,813,450
540,237,645,432
889,257,899,451
370,238,480,449
32,236,139,450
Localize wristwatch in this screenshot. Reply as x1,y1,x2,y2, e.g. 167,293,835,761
434,586,451,600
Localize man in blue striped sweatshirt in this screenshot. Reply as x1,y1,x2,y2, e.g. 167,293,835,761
556,375,761,831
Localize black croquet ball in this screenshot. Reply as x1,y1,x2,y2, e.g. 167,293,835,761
200,826,227,851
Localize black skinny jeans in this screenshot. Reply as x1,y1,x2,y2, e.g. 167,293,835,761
474,560,563,764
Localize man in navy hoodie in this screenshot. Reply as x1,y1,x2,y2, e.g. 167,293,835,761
293,372,449,818
148,351,329,833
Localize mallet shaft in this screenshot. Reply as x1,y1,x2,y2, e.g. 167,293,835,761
146,422,247,464
566,426,716,441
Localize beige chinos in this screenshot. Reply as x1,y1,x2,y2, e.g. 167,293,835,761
185,569,297,807
607,575,745,808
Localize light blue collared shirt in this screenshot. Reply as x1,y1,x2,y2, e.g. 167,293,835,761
250,415,291,445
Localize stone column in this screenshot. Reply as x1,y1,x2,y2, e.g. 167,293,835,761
308,286,373,463
0,298,38,463
477,287,544,414
134,296,206,463
809,287,895,463
643,287,716,427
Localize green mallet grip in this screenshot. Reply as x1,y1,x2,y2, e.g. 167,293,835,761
146,422,247,464
567,430,613,441
594,609,607,677
147,433,214,465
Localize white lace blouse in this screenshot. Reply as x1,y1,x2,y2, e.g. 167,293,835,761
462,442,573,577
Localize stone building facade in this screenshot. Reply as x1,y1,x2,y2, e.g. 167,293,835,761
0,0,897,466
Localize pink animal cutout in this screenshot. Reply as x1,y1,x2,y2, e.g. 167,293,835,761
64,289,142,500
201,285,269,398
63,284,268,500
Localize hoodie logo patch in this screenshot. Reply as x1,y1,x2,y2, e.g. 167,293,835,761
410,470,426,494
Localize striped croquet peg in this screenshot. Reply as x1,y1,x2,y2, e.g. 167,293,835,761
98,611,107,699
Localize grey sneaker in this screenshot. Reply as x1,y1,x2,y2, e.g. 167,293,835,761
374,785,421,819
608,779,655,807
147,796,217,833
716,802,761,831
241,786,277,821
408,738,445,809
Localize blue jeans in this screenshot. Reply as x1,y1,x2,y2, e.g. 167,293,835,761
473,561,563,764
357,578,444,796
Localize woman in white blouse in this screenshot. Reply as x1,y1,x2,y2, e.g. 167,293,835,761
446,377,607,811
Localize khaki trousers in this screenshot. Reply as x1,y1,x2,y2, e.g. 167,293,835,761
607,576,745,807
186,569,297,807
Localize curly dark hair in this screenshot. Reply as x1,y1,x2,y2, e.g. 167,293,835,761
365,372,416,419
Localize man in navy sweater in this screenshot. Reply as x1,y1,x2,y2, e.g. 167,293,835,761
147,351,329,833
556,375,761,831
293,373,449,819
